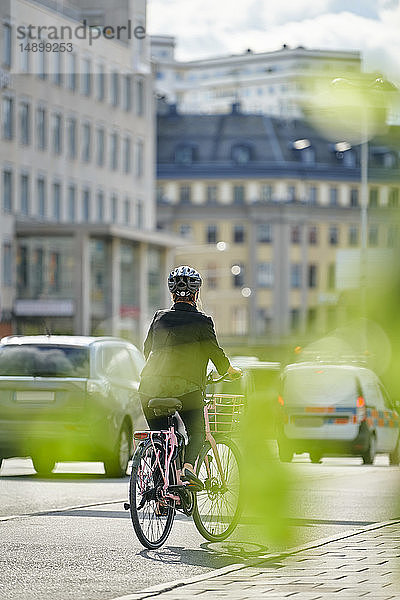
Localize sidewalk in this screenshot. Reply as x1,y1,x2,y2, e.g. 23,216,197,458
121,520,400,600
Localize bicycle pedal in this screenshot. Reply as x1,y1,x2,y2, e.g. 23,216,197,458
123,502,130,510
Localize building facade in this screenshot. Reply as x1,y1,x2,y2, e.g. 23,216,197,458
151,36,365,118
156,104,400,345
0,0,178,343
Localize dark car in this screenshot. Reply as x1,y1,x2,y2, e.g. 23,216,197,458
0,335,146,477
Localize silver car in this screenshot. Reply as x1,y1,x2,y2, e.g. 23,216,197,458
0,335,146,477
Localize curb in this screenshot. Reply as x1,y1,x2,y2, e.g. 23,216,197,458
111,517,400,600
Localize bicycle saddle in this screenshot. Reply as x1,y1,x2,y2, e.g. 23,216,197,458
148,397,183,416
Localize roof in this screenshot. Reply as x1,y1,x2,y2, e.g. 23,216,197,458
283,362,372,374
157,108,400,182
0,335,129,347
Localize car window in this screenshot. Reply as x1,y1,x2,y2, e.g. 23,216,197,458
102,345,139,384
380,384,393,410
0,345,89,377
282,367,358,406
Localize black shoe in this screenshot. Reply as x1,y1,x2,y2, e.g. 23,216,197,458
181,468,204,491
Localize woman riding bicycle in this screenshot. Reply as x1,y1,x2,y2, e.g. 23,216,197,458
139,265,242,487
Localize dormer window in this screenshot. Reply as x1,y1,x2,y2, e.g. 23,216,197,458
175,145,195,165
343,150,355,168
384,152,396,168
232,144,251,164
291,139,315,163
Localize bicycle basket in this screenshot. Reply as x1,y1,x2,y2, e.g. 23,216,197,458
205,394,245,433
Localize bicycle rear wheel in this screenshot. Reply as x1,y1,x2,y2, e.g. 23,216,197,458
193,436,241,541
129,438,175,549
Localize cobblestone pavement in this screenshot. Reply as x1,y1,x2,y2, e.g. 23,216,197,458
120,521,400,600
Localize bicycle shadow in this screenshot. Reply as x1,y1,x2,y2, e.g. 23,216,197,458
138,540,272,570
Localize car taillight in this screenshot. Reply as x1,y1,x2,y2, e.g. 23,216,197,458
278,395,284,406
134,431,149,440
356,396,366,422
356,396,365,408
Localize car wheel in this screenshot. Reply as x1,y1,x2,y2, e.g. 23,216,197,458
309,451,322,464
32,455,56,475
104,422,131,478
278,443,293,463
389,436,400,466
362,433,376,465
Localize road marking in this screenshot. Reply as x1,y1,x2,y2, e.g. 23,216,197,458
0,499,126,522
110,518,400,600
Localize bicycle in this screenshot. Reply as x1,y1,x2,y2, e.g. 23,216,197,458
125,372,244,549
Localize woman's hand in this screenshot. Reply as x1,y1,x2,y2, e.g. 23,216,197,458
227,365,243,379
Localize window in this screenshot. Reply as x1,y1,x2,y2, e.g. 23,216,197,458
50,182,60,221
232,145,251,164
20,174,29,216
53,51,63,86
288,185,296,202
290,264,302,288
19,102,30,145
233,185,245,205
348,225,358,246
96,190,104,221
123,137,131,173
81,58,91,96
96,127,105,166
179,224,192,238
82,188,90,222
111,71,119,106
388,225,398,248
206,185,217,203
232,264,245,288
369,225,378,247
2,243,12,286
97,65,105,101
179,185,191,204
123,197,131,224
350,188,359,207
67,53,77,91
20,43,29,73
257,223,272,243
206,264,217,289
136,77,144,116
290,225,301,244
308,186,318,204
206,224,217,244
388,188,399,208
67,117,77,159
260,184,273,202
37,49,47,79
110,133,118,170
135,140,144,177
82,122,91,162
3,23,12,68
290,309,300,331
2,97,13,139
327,263,335,290
37,177,46,218
2,170,12,213
329,226,338,245
123,74,132,111
137,198,143,228
329,187,338,206
257,262,273,288
233,224,245,243
308,264,317,288
175,145,194,165
343,149,355,167
68,185,76,221
36,107,47,150
369,188,379,207
308,225,318,245
52,113,62,154
111,195,118,223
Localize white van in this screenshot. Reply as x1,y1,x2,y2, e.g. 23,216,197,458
277,362,400,465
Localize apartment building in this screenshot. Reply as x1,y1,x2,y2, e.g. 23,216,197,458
156,103,400,344
0,0,178,343
151,35,365,118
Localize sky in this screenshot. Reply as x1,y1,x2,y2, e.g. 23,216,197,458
148,0,400,84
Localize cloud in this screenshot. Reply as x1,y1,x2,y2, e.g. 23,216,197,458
148,1,400,86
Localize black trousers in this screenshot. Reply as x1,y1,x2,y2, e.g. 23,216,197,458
140,389,205,466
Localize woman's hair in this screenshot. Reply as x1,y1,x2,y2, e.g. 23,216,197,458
172,290,199,305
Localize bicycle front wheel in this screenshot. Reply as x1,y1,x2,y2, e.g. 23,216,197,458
129,439,175,549
193,436,241,541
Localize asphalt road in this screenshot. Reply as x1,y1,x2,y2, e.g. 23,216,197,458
1,454,399,600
